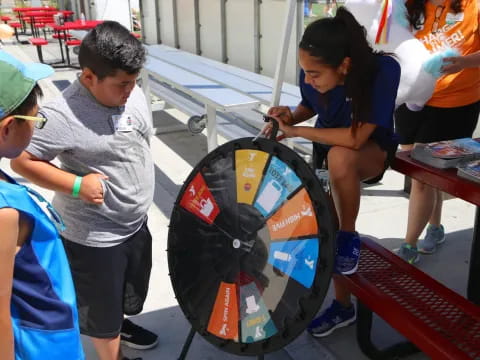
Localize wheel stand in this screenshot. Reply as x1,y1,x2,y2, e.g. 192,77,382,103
178,327,265,360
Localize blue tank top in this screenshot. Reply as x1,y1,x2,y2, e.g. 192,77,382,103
0,171,84,360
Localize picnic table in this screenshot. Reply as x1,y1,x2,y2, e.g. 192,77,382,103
392,149,480,305
49,20,103,67
13,6,57,34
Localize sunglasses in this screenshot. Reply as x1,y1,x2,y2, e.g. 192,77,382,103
25,186,66,232
13,114,48,129
431,5,445,34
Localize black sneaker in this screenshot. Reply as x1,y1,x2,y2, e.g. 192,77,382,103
120,319,159,350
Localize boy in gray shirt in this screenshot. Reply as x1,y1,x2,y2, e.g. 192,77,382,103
12,21,157,360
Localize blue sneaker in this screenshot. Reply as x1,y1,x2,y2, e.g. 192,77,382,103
335,231,361,275
397,243,419,264
308,300,356,337
418,224,445,254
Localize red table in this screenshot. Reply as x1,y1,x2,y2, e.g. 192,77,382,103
392,150,480,304
52,20,103,32
50,20,103,67
13,7,57,33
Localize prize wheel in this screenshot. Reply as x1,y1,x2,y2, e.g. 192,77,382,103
168,136,336,356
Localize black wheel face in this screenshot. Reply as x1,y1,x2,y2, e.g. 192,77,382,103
168,137,336,356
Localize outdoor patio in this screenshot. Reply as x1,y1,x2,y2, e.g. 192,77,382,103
1,26,478,360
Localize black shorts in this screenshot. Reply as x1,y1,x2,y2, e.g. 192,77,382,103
363,140,398,185
62,221,152,338
312,139,398,185
394,102,480,145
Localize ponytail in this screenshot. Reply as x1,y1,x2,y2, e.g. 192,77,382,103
335,7,378,129
300,7,382,129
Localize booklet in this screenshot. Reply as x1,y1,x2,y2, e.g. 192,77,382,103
457,160,480,184
411,138,480,169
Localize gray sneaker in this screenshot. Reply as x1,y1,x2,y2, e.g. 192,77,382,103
418,224,445,254
397,243,419,264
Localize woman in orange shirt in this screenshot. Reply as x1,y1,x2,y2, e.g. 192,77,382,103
395,0,480,263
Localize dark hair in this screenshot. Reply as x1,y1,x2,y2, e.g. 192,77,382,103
78,21,146,80
407,0,462,30
300,7,383,129
9,84,43,118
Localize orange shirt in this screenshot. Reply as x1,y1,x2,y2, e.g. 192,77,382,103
413,0,480,107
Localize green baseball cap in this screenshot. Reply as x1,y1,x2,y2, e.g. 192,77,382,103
0,50,54,118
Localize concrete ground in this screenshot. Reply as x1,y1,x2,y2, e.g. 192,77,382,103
1,38,477,360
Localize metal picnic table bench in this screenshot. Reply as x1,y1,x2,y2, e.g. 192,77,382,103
334,150,480,359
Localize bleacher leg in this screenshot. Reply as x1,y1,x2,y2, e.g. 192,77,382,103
140,69,153,116
356,301,419,360
205,104,218,152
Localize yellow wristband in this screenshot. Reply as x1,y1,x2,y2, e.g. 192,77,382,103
72,176,82,198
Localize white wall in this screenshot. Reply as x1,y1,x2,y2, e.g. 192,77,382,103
139,0,303,85
158,0,176,47
141,0,160,44
90,0,132,30
259,0,300,84
176,0,198,54
198,0,223,61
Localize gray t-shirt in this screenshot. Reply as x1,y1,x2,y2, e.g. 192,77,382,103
27,79,155,247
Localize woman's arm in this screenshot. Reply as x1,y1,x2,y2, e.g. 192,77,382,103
279,120,378,150
264,103,316,137
268,103,316,126
442,1,480,74
442,52,480,74
0,208,19,360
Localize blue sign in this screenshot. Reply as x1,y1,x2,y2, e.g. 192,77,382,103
254,157,302,217
268,238,319,288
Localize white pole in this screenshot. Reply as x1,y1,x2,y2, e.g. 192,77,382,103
270,0,297,107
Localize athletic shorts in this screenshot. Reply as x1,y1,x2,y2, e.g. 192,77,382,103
394,101,480,145
312,139,398,185
61,221,153,338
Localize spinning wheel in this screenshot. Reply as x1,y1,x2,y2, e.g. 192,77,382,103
168,135,336,358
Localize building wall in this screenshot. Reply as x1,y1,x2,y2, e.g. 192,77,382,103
71,0,132,30
141,0,302,85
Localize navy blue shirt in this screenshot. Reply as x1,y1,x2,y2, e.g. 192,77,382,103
299,55,401,151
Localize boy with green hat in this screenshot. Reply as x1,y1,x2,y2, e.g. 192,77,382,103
0,50,84,360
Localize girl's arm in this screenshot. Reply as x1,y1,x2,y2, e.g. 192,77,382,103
0,208,19,360
264,103,316,137
268,103,316,126
279,120,378,150
442,1,480,74
442,52,480,74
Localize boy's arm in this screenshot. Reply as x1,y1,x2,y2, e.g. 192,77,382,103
11,151,108,205
0,208,19,360
11,151,79,195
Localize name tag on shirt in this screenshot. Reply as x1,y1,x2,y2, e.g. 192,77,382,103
112,114,134,132
446,12,464,24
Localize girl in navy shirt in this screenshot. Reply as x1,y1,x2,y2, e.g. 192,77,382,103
266,7,400,337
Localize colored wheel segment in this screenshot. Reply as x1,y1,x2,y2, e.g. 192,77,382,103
168,137,336,356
